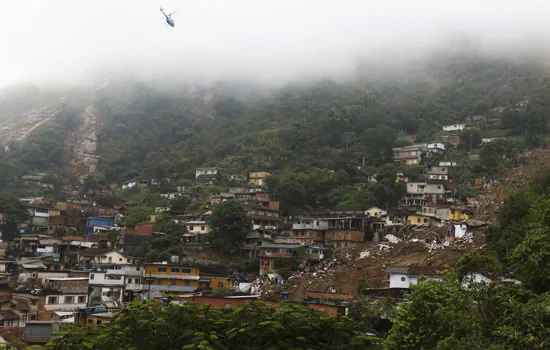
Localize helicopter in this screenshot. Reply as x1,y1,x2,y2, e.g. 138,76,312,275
160,7,178,27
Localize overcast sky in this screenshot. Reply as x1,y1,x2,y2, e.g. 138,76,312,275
1,0,550,87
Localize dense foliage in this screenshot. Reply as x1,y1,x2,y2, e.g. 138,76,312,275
0,191,29,241
2,51,550,211
43,300,381,350
208,200,252,251
386,274,550,349
84,53,550,210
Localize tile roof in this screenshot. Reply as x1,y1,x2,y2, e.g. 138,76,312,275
0,310,19,320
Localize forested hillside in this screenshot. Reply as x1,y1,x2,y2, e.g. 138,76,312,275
1,50,550,212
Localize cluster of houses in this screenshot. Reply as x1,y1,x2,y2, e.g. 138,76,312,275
3,115,521,343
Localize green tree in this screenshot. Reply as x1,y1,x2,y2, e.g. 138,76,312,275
455,251,503,281
272,180,308,215
124,205,152,225
45,300,381,350
509,227,550,293
208,200,252,252
0,191,29,241
386,274,482,350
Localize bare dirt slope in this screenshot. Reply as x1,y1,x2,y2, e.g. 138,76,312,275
0,102,65,147
64,105,99,181
474,148,550,223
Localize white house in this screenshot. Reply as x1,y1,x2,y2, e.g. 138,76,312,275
88,264,144,305
442,124,465,131
386,266,442,288
365,207,387,218
426,166,449,181
44,294,88,312
427,142,446,153
406,182,445,197
82,250,134,265
291,219,329,230
461,272,493,289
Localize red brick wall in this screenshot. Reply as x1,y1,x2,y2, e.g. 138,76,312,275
305,303,340,315
191,297,342,315
193,296,260,307
135,224,154,235
306,291,354,301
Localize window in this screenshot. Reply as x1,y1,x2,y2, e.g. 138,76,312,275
6,320,13,326
170,268,180,273
437,186,441,189
97,320,102,325
78,296,86,304
88,320,92,324
171,280,177,286
417,218,420,223
90,274,94,280
119,258,122,262
108,257,112,263
128,278,132,284
181,268,191,274
217,282,224,288
65,296,74,304
201,226,205,231
48,296,58,305
184,280,190,286
21,314,27,322
50,313,55,319
31,315,36,321
157,267,167,272
189,226,194,231
401,277,406,282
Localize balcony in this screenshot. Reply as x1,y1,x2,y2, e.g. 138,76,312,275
125,284,143,291
89,279,124,287
44,302,87,311
106,268,143,277
393,153,420,160
259,252,293,259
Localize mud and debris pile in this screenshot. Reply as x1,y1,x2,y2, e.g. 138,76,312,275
282,228,477,301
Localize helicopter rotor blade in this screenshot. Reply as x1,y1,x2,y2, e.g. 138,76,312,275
168,9,179,16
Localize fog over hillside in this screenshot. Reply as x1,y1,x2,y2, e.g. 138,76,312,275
1,0,550,89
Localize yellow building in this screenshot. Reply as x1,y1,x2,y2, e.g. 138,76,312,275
249,172,272,187
185,221,210,235
144,264,201,292
448,207,470,221
200,277,232,290
407,214,431,227
143,264,231,292
147,214,163,223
